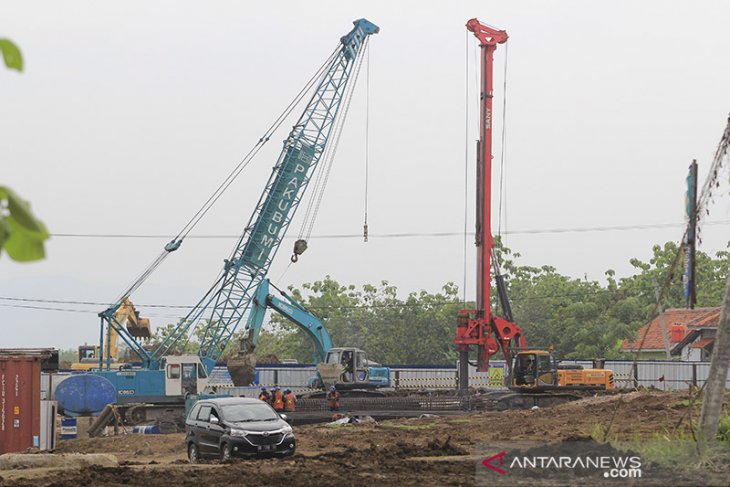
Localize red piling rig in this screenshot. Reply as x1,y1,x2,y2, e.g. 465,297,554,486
454,19,525,381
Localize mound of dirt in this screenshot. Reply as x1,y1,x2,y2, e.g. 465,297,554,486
1,390,726,487
0,453,118,470
54,433,186,463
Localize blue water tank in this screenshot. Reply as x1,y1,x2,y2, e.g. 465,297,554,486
55,374,117,416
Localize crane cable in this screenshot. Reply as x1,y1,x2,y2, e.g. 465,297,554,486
363,40,371,242
463,30,470,304
295,39,370,254
497,41,508,237
112,45,342,303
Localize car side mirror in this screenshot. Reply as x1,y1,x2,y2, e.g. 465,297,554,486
210,416,219,425
279,414,288,422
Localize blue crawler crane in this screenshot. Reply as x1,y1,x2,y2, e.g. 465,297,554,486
59,19,379,425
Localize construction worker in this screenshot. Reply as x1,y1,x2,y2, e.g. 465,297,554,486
272,386,285,411
258,386,271,403
327,385,341,412
283,388,296,412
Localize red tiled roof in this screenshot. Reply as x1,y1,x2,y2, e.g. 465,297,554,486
621,307,720,351
689,337,715,349
686,310,721,329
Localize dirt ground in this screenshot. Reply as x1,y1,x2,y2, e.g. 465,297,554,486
1,389,727,487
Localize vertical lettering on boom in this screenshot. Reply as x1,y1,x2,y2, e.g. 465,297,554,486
242,143,316,269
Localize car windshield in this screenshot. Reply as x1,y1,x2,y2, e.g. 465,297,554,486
221,402,279,422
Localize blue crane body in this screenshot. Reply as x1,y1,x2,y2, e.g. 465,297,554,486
87,19,379,406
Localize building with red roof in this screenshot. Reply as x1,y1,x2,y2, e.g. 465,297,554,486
621,307,721,360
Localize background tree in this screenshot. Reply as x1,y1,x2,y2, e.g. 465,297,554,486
252,240,729,364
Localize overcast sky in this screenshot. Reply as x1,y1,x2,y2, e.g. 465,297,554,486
1,1,729,350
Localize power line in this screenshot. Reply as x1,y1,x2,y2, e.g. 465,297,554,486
0,287,649,315
48,220,730,240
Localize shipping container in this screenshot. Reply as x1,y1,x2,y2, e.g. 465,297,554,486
0,349,53,454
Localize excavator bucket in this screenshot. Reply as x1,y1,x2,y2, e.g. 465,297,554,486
226,334,258,386
316,363,344,389
127,317,151,339
118,299,152,338
226,352,258,386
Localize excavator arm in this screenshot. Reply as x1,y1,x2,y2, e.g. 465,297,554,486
227,279,333,385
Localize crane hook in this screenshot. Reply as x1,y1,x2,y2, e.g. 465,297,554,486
291,239,308,263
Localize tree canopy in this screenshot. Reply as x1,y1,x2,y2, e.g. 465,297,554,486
251,240,729,364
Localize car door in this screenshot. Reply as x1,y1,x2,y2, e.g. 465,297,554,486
207,406,225,450
195,404,216,454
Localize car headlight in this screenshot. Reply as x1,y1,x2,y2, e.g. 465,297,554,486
281,425,293,435
230,428,248,437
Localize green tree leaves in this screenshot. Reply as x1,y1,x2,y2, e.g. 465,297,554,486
0,186,49,261
0,39,23,72
255,276,465,365
253,241,729,364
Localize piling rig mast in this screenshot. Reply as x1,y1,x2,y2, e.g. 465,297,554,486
454,19,526,390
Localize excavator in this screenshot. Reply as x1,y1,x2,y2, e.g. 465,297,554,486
228,279,390,391
69,298,151,370
453,19,613,407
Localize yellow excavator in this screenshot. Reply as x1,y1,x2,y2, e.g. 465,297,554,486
509,350,614,391
70,298,152,370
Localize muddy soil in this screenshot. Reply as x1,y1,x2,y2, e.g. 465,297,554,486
1,390,726,487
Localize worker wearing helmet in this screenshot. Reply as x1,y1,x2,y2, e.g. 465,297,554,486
258,386,271,403
283,388,297,412
327,385,341,412
272,386,285,411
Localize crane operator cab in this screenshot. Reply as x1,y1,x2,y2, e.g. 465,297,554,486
162,355,210,397
511,350,557,389
317,347,370,389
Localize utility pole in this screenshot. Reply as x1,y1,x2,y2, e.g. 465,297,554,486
698,274,730,441
684,160,698,309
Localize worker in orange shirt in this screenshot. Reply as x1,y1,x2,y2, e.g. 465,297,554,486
283,388,297,412
271,387,285,412
258,386,271,403
327,385,340,411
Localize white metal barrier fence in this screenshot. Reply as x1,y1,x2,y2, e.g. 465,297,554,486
206,360,730,391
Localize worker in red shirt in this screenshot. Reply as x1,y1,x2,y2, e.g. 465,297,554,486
272,387,285,411
327,385,340,411
283,388,297,412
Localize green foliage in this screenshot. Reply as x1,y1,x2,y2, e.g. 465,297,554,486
149,322,204,355
499,239,729,359
0,39,23,72
58,348,78,365
254,240,728,364
0,186,49,262
717,415,730,444
255,276,465,365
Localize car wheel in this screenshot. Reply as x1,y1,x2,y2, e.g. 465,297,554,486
188,443,200,464
220,442,232,463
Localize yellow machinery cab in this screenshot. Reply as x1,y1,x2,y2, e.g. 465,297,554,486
510,350,614,391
